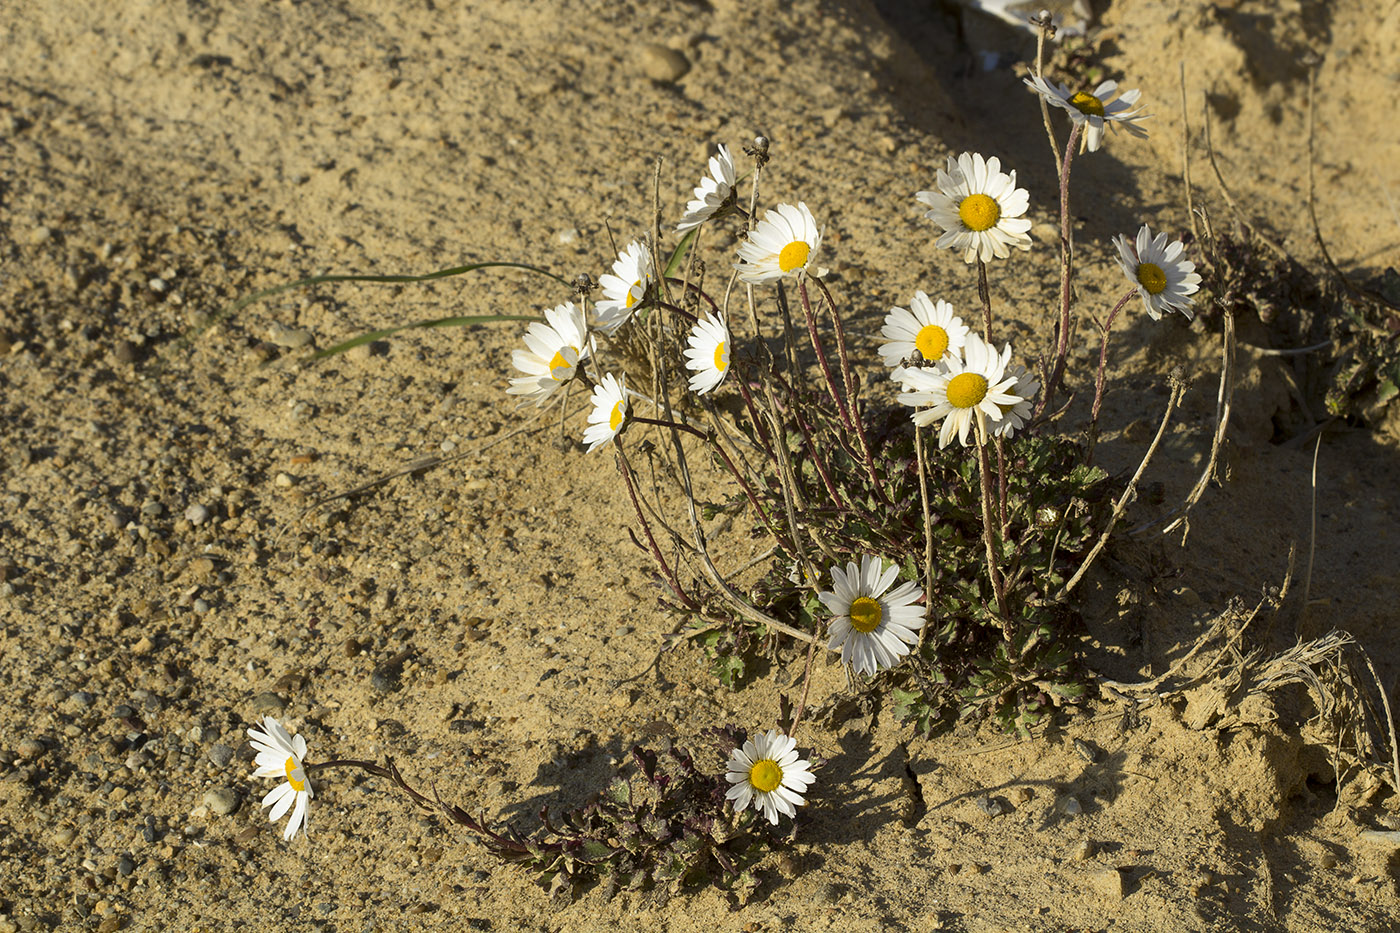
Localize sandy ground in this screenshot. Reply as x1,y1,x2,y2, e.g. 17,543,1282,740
2,0,1399,930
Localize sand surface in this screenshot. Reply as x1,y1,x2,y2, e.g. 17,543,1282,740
2,0,1399,930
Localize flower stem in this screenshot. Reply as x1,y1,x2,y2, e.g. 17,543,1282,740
1040,121,1083,419
914,425,935,635
808,277,892,507
796,278,854,433
1087,288,1138,461
615,444,699,610
976,259,993,342
975,417,1012,637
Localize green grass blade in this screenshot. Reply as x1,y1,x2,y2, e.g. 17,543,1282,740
664,228,699,278
312,313,535,359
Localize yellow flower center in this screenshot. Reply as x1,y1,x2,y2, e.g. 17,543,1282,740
749,759,783,793
1070,91,1105,117
914,324,950,361
849,595,883,634
778,240,810,273
626,280,643,309
548,348,574,380
609,401,625,432
1136,262,1168,295
713,340,728,372
284,756,305,793
946,372,989,409
958,194,1001,232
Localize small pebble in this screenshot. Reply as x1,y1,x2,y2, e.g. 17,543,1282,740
1060,795,1084,815
193,599,211,614
1013,787,1033,804
16,737,46,760
973,794,1006,818
140,501,164,518
114,340,139,364
184,504,210,525
250,692,287,715
1071,839,1097,861
371,662,403,693
274,472,295,488
28,225,52,245
117,855,135,876
207,744,235,769
52,826,77,847
1089,867,1125,901
637,43,690,83
1319,853,1338,869
1073,739,1099,763
203,787,241,816
267,324,314,349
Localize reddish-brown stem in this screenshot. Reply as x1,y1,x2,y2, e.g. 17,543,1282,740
976,259,993,342
734,377,776,460
995,436,1009,531
975,427,1012,637
1040,122,1084,418
650,300,698,325
808,277,892,507
796,278,854,433
664,277,722,318
788,631,821,737
614,445,698,609
1087,288,1138,460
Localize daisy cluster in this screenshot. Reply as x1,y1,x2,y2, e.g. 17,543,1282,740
245,52,1208,849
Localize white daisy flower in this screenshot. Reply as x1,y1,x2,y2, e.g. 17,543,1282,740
724,729,816,825
683,312,731,395
897,333,1023,449
596,240,654,334
677,144,738,232
990,359,1040,440
583,372,628,452
734,202,822,284
247,716,313,841
1113,224,1202,321
878,291,970,374
1024,76,1149,153
818,554,925,677
506,302,590,405
916,153,1032,264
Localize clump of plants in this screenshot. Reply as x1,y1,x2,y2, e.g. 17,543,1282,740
217,9,1229,902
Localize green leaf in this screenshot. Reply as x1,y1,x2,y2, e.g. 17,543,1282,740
664,228,700,278
312,312,537,359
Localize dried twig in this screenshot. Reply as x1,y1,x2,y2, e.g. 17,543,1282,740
1060,375,1184,598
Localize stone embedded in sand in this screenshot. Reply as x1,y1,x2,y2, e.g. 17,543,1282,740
637,43,690,83
1088,867,1125,901
203,787,240,816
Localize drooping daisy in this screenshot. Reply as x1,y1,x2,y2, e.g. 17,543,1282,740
1024,76,1149,153
596,240,654,334
818,554,925,677
247,716,313,841
677,144,738,232
506,302,590,405
734,202,822,284
683,312,731,395
990,358,1040,440
878,291,970,373
898,333,1023,448
724,729,816,825
1113,224,1202,320
583,372,628,452
916,153,1032,264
